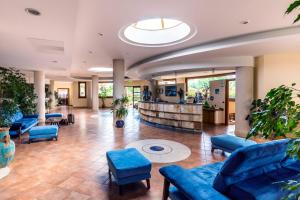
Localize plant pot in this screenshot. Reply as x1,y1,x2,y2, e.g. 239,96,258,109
0,127,15,179
116,120,125,128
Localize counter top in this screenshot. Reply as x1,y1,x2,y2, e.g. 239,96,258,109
139,101,203,106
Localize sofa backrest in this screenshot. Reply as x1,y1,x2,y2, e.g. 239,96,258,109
213,139,289,193
10,110,23,123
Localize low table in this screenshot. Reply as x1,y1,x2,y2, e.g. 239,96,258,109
211,134,256,153
46,117,62,127
106,148,152,195
28,125,58,143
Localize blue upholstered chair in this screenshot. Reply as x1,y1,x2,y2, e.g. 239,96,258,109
9,111,39,137
160,139,300,200
106,148,152,195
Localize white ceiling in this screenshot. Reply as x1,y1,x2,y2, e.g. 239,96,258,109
0,0,299,79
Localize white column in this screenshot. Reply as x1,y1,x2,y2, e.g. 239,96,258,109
34,71,46,122
113,59,125,100
149,79,157,100
91,75,99,111
49,80,55,109
235,66,254,138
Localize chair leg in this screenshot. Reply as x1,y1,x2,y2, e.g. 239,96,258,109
119,185,123,195
146,179,150,190
108,169,112,182
162,178,170,200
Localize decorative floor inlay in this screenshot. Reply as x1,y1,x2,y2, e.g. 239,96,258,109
126,139,191,163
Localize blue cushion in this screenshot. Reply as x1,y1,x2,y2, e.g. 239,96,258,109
21,118,38,129
45,113,63,119
10,111,23,123
211,134,256,152
213,139,289,193
106,148,151,179
160,165,229,200
29,125,58,136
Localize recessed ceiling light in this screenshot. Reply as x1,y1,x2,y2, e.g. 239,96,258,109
88,50,93,54
82,61,87,63
50,60,58,63
240,20,249,25
88,67,113,72
98,33,104,37
119,18,197,47
25,8,41,16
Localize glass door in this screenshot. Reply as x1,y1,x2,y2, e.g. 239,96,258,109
133,86,141,107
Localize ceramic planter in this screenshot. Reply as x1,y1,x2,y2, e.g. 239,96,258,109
116,120,125,128
0,128,15,179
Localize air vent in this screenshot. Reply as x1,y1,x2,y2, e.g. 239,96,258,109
28,38,64,54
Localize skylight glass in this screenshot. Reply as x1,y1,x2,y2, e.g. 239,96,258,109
120,18,196,47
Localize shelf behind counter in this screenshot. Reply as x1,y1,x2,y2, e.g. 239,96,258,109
138,101,203,132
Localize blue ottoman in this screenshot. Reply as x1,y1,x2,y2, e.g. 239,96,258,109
28,125,58,143
211,134,256,153
106,148,152,195
45,113,63,119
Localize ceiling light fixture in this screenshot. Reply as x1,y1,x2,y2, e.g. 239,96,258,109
240,20,249,25
88,50,93,54
88,67,113,72
98,33,104,37
25,8,41,16
50,60,58,63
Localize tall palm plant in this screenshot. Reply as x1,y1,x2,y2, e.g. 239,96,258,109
286,0,300,23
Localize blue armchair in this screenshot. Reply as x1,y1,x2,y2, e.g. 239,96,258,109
9,111,39,137
160,139,300,200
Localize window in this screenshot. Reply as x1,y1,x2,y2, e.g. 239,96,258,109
78,82,86,98
158,79,176,85
187,74,235,96
228,81,236,99
99,82,113,97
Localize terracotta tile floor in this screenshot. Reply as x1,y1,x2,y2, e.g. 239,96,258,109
0,108,234,200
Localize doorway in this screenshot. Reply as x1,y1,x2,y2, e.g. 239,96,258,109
125,86,141,108
225,80,236,125
57,88,69,106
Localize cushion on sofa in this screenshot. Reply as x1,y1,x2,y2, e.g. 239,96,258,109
160,165,229,200
213,139,289,193
227,167,300,200
45,113,63,119
21,118,38,129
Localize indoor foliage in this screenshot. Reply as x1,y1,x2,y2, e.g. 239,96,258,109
246,84,300,199
112,96,129,119
99,87,108,108
0,67,37,115
286,0,300,23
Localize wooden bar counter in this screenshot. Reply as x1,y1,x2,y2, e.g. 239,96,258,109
138,101,203,132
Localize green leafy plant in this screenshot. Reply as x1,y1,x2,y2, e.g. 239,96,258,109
247,84,300,139
112,96,129,119
286,0,300,23
0,99,18,127
0,67,37,115
99,87,108,108
246,84,300,199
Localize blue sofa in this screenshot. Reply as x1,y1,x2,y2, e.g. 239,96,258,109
160,139,300,200
9,111,39,137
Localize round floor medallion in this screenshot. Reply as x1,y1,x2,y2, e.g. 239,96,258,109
126,139,191,163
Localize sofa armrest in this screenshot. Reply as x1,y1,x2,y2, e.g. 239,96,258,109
159,165,228,200
23,114,39,119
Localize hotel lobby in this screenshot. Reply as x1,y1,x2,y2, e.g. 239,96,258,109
0,1,300,200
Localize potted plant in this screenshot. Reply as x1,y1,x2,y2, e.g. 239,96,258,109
112,96,129,128
99,87,108,108
246,84,300,199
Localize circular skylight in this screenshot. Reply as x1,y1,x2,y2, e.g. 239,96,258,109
119,18,196,47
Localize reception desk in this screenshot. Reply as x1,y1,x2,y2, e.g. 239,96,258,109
138,102,203,132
